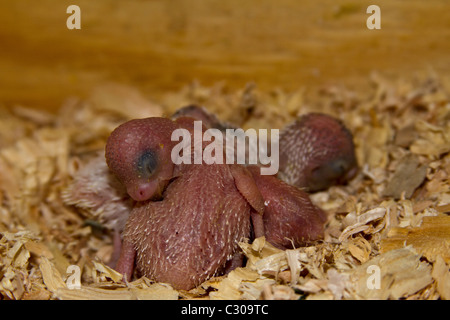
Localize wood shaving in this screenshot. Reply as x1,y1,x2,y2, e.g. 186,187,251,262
1,77,449,299
382,154,428,199
347,246,434,300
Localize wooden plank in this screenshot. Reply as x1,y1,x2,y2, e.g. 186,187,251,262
0,0,449,111
381,215,450,264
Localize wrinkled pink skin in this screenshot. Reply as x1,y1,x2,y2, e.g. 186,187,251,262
247,166,326,249
105,117,177,202
173,107,356,248
106,116,265,290
118,163,264,290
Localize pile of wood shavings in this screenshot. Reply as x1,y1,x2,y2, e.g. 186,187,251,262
0,76,449,300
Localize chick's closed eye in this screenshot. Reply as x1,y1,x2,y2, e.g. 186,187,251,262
137,149,158,179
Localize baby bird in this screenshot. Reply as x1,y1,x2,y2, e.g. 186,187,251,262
277,113,358,192
106,116,265,290
64,106,357,290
